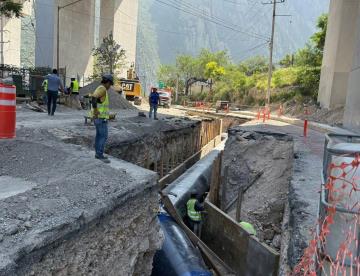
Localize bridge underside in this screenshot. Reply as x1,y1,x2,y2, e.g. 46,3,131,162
35,0,138,84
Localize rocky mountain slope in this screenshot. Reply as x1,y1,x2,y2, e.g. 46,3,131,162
138,0,330,65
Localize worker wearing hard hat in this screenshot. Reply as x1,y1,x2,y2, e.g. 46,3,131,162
186,192,204,236
90,74,113,164
70,76,81,110
239,221,257,236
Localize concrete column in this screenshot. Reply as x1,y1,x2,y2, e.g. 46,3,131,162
57,0,96,84
343,4,360,129
99,0,139,77
35,0,56,68
99,0,115,40
318,0,360,109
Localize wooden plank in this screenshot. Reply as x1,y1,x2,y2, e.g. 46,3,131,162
160,193,235,276
235,187,244,222
220,166,229,211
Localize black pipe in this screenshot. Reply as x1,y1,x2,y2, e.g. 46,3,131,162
152,213,212,276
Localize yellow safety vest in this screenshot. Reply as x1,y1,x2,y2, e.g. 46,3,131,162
239,222,257,235
71,80,79,93
42,80,48,92
97,91,110,119
187,199,201,222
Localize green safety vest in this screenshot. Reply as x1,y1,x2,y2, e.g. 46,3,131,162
239,221,257,235
43,80,48,92
71,80,79,93
187,198,201,222
97,90,110,119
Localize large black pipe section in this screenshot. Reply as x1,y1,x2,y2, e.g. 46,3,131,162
151,213,212,276
162,145,224,219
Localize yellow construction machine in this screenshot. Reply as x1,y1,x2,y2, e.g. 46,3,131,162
120,64,142,105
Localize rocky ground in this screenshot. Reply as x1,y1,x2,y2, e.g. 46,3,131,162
0,106,167,275
223,127,294,250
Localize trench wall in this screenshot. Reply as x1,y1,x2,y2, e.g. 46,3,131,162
107,119,222,177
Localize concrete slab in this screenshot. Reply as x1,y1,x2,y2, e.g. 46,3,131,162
0,108,164,275
0,177,37,200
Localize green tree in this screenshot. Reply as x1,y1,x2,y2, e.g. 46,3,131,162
311,14,328,52
239,56,268,76
157,64,179,87
204,61,225,80
91,32,126,79
279,54,293,67
0,0,23,18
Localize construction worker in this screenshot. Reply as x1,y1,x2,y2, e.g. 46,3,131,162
44,69,64,116
239,221,257,236
41,78,48,105
91,74,113,164
149,87,160,120
70,76,82,110
186,192,204,236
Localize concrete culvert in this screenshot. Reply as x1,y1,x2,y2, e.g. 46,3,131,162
221,127,294,250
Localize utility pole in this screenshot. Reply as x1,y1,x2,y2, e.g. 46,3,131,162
266,0,276,107
57,0,85,70
263,0,287,107
175,75,179,103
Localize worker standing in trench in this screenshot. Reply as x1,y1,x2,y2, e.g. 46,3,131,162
186,192,204,236
90,74,113,164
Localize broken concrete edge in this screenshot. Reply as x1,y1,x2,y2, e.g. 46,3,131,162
0,139,159,274
177,107,354,135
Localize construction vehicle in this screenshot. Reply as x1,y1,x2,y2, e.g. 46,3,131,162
120,64,142,104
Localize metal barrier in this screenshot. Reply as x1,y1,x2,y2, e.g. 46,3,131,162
319,133,360,274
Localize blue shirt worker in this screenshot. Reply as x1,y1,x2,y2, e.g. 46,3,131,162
45,69,64,116
149,87,160,120
90,74,113,164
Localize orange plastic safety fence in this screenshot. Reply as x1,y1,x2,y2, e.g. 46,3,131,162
292,154,360,276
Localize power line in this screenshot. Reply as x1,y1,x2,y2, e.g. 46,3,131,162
154,0,268,41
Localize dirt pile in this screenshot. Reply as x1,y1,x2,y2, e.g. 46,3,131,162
223,127,294,249
80,81,137,110
283,101,344,126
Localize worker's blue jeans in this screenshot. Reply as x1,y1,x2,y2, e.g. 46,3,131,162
149,104,158,119
94,118,108,157
47,90,58,115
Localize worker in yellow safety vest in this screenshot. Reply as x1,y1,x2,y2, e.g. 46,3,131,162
42,79,48,105
186,192,204,236
239,221,257,236
70,76,82,110
90,74,113,164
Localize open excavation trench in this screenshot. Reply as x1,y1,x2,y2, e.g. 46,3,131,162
8,110,298,275
62,116,222,177
221,127,294,249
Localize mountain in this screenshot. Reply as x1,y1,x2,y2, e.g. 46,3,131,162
137,0,330,67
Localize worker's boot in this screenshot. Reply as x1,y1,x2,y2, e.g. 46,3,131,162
95,155,111,163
